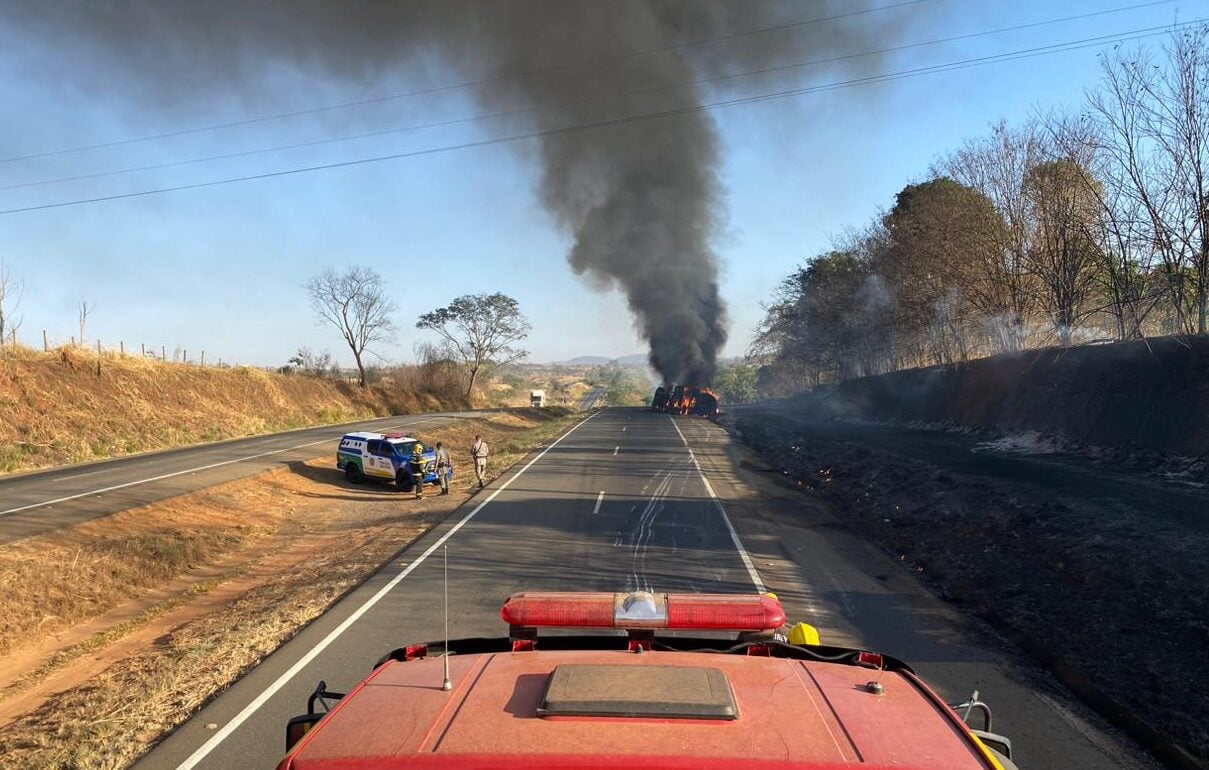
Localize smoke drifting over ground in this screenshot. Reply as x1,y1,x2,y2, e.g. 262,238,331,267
4,1,901,384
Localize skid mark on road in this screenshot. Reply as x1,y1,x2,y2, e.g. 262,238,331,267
668,417,764,593
614,459,695,593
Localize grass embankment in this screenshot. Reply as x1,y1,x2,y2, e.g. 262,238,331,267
0,407,579,770
0,345,467,474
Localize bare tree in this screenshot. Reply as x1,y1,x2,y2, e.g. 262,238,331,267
288,346,335,377
78,299,94,346
306,266,397,387
1045,110,1164,341
1023,156,1102,345
416,293,530,399
0,262,20,350
938,121,1045,352
1086,26,1209,334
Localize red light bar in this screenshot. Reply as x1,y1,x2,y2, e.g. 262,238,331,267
501,592,616,628
666,593,786,630
501,591,786,632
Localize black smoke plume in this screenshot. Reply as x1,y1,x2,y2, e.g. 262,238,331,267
4,1,907,384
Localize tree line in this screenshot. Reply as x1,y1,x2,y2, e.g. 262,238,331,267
753,27,1209,392
304,266,530,395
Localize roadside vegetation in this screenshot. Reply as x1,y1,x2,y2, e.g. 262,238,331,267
0,344,473,475
753,28,1209,394
0,407,580,769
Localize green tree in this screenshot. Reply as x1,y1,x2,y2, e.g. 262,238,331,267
881,177,1006,364
416,293,531,399
713,363,759,404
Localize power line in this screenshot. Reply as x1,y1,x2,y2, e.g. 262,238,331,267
1,17,1202,217
0,0,1181,193
0,0,934,165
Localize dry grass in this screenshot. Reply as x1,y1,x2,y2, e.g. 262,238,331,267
0,345,469,474
0,523,424,770
0,408,581,770
0,479,287,658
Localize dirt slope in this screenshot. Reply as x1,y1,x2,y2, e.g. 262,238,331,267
0,347,465,474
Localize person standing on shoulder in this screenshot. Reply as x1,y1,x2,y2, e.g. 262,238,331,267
435,441,452,495
408,444,426,499
471,434,488,489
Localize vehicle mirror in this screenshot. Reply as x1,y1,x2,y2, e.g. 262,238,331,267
286,713,322,751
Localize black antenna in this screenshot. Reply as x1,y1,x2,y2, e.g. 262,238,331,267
442,545,452,692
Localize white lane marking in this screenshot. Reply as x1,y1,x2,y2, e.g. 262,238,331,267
593,491,605,515
622,426,627,432
0,419,428,518
668,417,765,593
613,446,620,456
174,410,598,770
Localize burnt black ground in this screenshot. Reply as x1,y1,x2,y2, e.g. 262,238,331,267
727,404,1209,767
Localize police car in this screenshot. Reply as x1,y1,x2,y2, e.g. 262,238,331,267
336,432,450,492
280,591,1018,770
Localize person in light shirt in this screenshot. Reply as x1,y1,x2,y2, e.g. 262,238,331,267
471,435,488,489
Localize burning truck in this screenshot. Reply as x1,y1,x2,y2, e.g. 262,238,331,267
651,386,669,411
652,384,720,418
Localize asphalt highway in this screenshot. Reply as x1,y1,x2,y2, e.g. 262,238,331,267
0,412,476,543
131,407,1158,770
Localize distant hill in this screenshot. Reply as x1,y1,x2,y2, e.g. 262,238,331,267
614,354,649,366
556,354,649,367
559,356,612,366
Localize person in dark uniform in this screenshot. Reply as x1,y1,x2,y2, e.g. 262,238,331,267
409,443,426,499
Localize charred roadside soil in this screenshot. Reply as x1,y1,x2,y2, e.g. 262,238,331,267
725,398,1208,768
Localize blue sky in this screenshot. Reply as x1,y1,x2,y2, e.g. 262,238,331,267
0,0,1202,369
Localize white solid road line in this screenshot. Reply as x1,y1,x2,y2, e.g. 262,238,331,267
0,420,427,518
613,446,620,455
668,416,765,593
593,490,605,514
174,410,599,770
0,437,331,517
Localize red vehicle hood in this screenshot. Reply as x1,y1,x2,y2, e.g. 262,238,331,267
281,648,997,769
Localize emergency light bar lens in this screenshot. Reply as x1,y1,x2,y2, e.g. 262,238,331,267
501,592,616,628
666,593,786,630
501,592,787,632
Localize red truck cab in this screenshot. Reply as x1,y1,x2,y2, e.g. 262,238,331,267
278,592,1015,770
